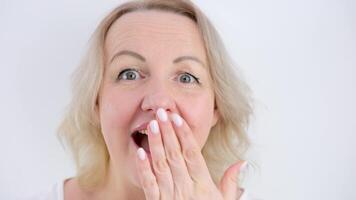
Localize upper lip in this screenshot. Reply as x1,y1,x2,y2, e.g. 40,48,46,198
131,121,150,135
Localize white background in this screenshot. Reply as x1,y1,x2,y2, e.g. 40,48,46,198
1,0,355,199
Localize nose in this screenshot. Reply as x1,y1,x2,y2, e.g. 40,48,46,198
141,88,176,114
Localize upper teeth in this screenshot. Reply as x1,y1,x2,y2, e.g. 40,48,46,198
139,129,148,135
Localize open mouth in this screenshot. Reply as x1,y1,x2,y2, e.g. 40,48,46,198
131,129,150,153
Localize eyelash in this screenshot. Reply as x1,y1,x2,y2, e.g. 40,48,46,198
177,72,200,84
117,68,200,84
117,68,141,80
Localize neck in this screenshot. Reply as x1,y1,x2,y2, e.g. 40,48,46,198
92,160,145,200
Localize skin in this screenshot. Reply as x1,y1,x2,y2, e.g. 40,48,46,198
64,10,245,200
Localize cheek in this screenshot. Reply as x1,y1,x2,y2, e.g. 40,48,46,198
98,89,138,150
179,93,215,148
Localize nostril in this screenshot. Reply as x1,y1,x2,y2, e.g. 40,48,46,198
157,108,171,113
140,93,176,113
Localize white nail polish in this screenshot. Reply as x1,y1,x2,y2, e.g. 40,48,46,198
157,108,168,122
150,120,159,134
172,113,183,127
137,148,146,160
240,161,248,173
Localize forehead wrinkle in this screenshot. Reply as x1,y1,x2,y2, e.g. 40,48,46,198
106,21,199,47
105,10,201,45
113,10,197,34
108,30,195,46
105,34,198,65
104,10,207,65
105,30,203,63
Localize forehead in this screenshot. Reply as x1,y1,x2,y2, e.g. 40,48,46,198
104,10,207,63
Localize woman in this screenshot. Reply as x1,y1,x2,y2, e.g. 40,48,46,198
43,0,255,199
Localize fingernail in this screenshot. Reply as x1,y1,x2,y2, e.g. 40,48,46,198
240,161,248,173
171,113,183,127
137,148,146,160
157,108,168,122
149,120,159,134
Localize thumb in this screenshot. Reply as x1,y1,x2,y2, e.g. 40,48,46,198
219,161,247,200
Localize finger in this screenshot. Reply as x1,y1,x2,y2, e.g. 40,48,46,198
155,108,192,184
170,112,213,184
219,161,247,200
136,147,160,200
147,120,174,198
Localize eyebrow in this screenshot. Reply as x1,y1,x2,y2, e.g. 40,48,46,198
110,50,206,68
110,50,145,63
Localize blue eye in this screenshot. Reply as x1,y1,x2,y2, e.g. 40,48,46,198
178,72,200,84
117,68,141,80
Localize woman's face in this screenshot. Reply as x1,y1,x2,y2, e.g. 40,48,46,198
97,10,218,187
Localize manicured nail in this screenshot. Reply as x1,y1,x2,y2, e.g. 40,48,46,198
137,148,146,160
239,161,248,173
149,120,159,134
171,113,183,127
157,108,168,122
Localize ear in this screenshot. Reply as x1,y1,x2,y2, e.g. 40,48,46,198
94,98,100,124
211,102,219,127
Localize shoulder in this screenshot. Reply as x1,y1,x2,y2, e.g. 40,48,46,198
239,189,262,200
25,179,65,200
24,177,86,200
25,177,85,200
63,177,86,200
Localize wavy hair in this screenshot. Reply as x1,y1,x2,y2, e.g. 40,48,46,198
58,0,254,189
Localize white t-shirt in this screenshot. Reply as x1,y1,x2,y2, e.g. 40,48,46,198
26,180,64,200
26,179,254,200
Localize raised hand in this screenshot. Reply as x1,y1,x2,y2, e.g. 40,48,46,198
136,108,247,200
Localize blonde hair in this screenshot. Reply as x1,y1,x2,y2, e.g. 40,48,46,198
58,0,254,189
